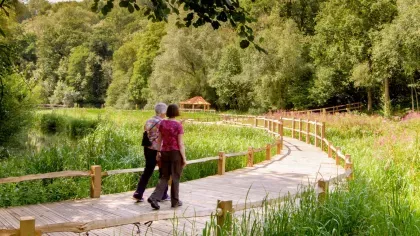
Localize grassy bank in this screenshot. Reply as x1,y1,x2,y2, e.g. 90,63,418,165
0,109,274,207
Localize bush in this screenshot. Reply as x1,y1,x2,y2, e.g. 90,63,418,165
67,118,98,138
39,113,66,134
0,74,34,146
39,113,98,138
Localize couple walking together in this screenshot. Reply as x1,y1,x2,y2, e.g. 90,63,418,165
133,103,187,210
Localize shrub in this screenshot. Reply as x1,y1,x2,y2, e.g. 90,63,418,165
39,113,66,134
67,118,98,138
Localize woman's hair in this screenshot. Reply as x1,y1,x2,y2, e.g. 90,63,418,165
154,103,168,115
166,104,180,118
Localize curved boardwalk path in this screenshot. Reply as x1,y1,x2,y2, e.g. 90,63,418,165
0,137,345,236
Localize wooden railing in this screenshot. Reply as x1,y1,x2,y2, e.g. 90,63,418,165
274,102,363,116
0,115,353,235
180,108,217,113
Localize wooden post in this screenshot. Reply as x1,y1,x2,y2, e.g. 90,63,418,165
276,138,281,154
321,122,326,150
345,154,353,180
306,120,310,144
20,216,36,236
328,143,332,158
335,147,341,165
254,117,257,127
247,147,254,167
298,118,302,141
217,200,233,234
218,152,226,175
291,117,295,139
314,120,318,147
317,179,329,202
264,118,267,129
135,104,138,110
90,165,102,198
266,144,271,160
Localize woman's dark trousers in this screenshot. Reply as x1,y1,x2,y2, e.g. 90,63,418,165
149,150,183,206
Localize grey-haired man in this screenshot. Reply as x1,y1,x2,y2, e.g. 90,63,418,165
133,103,169,202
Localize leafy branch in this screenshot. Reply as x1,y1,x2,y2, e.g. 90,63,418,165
91,0,265,52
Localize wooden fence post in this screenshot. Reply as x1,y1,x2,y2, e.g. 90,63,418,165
306,120,310,144
317,179,329,202
247,147,254,167
328,143,332,158
298,118,302,141
314,120,318,147
276,138,282,154
264,118,267,129
217,200,233,235
335,147,341,165
345,154,353,180
20,216,36,236
254,117,257,127
90,165,102,198
266,144,271,160
218,152,226,175
291,117,295,139
321,122,326,150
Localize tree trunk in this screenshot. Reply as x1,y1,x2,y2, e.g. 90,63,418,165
367,87,372,112
411,86,415,112
383,77,391,117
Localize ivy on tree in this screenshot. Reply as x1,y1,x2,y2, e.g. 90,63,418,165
91,0,262,51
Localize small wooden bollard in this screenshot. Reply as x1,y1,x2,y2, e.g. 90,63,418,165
306,120,310,144
317,179,329,202
247,147,254,167
266,144,271,160
298,118,302,141
20,216,36,236
335,147,341,165
90,165,102,198
291,117,295,139
276,138,282,154
321,122,326,150
217,200,233,234
218,152,226,175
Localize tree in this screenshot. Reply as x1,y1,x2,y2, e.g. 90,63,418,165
129,22,166,107
148,24,227,106
311,0,397,111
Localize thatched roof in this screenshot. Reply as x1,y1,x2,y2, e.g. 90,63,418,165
180,96,211,105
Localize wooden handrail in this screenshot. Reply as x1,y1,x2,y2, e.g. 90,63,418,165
0,114,354,235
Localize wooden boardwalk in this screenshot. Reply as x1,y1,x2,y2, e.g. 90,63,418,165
0,137,345,236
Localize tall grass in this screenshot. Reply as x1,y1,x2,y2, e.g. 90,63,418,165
0,109,274,207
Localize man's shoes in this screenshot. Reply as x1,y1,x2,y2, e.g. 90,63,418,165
133,193,144,202
158,194,171,202
171,200,183,208
148,198,160,210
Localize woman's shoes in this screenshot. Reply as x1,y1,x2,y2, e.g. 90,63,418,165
171,200,183,208
148,198,160,210
158,194,171,202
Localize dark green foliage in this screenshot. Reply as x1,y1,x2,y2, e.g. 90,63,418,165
39,113,98,138
39,113,66,134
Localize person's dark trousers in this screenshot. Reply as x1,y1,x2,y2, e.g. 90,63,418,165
133,147,168,199
149,150,183,207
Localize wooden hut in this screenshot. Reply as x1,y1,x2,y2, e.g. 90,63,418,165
179,96,211,111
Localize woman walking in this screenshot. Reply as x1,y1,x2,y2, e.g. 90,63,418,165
148,104,187,210
133,103,169,202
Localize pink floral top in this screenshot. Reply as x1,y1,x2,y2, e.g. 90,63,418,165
159,120,184,151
